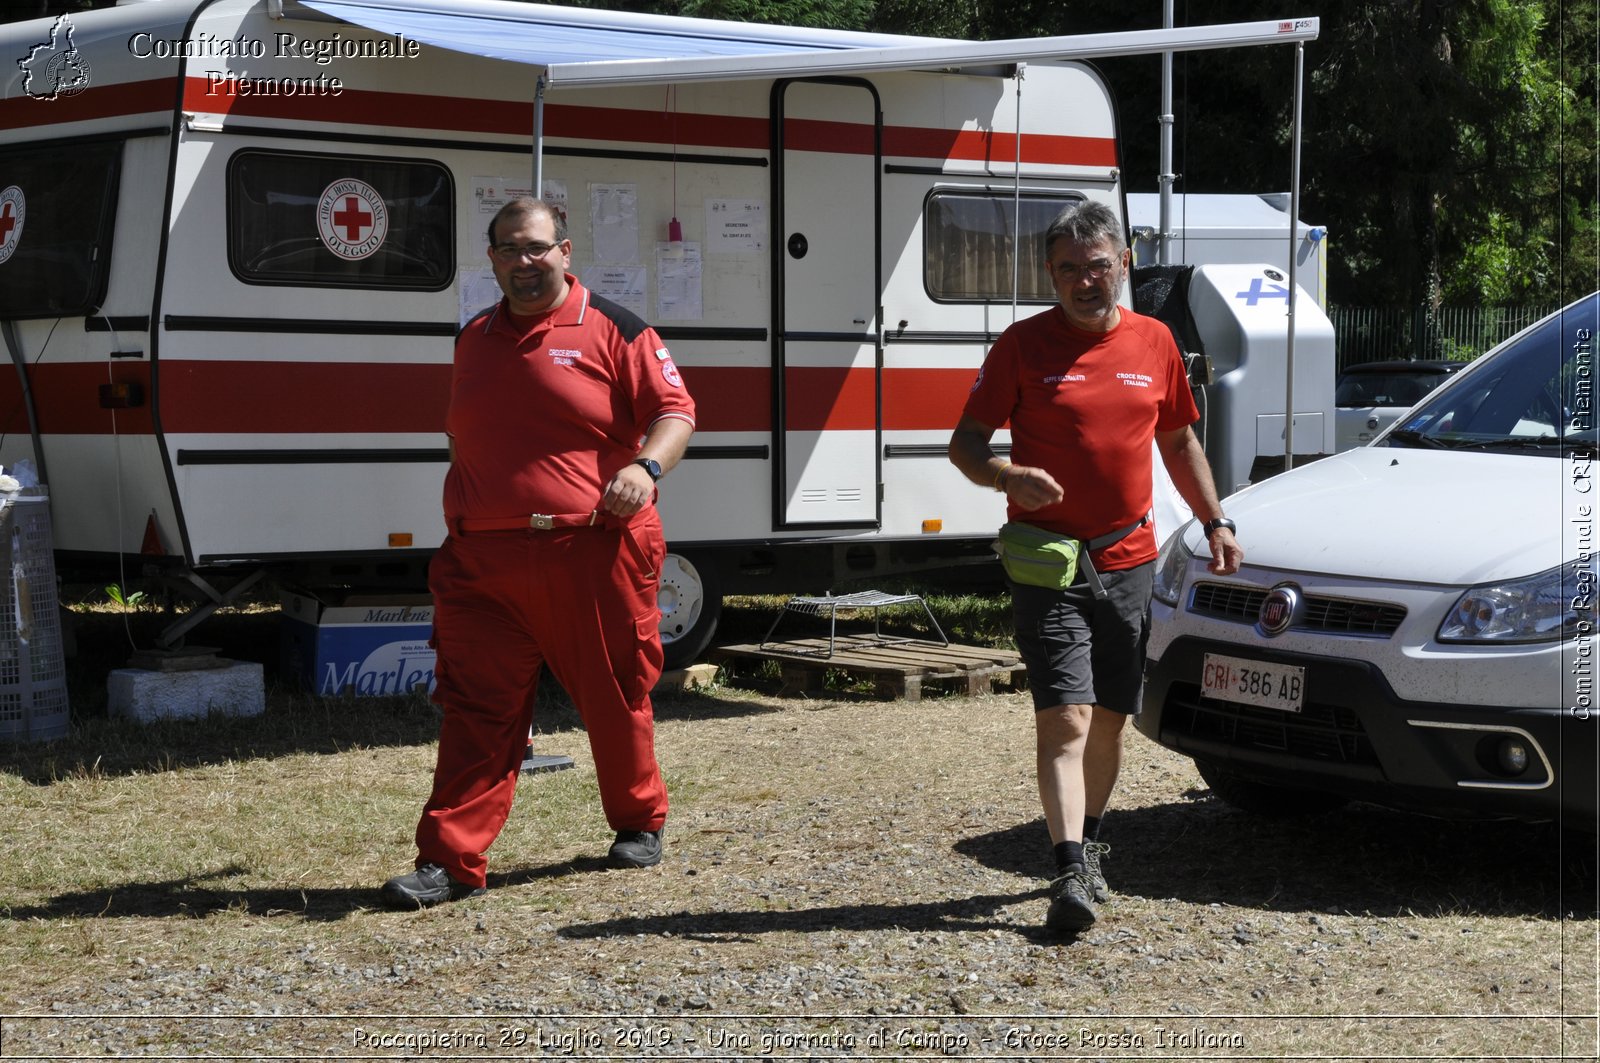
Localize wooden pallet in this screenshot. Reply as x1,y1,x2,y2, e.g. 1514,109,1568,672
710,638,1025,702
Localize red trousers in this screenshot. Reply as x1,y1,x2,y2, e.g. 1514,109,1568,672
415,508,668,887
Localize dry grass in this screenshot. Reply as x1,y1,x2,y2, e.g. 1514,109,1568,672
0,595,1596,1059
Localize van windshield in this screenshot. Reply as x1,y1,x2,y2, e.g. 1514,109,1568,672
1384,292,1599,456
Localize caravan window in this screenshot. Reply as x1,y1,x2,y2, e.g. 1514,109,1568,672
228,151,453,290
923,191,1082,303
0,139,121,319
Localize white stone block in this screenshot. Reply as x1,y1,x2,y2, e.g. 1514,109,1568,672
108,661,266,722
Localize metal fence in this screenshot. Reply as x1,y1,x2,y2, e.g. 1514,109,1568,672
1329,304,1559,370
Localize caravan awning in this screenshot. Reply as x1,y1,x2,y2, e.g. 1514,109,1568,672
293,0,1319,88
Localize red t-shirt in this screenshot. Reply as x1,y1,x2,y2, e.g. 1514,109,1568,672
444,276,696,522
962,305,1198,570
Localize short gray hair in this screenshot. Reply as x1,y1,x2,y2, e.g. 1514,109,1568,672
1043,200,1126,258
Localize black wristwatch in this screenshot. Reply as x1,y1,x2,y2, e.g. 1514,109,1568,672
1203,517,1236,537
631,457,663,482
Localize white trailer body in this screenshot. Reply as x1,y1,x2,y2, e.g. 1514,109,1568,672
1127,191,1329,306
0,0,1319,660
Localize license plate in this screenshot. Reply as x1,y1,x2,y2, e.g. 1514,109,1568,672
1201,652,1306,713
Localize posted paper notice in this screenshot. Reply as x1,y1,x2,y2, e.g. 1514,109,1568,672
706,198,766,254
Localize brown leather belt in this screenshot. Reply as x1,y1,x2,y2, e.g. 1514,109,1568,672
452,511,600,534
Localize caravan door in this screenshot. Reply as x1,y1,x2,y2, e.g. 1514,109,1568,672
773,79,881,529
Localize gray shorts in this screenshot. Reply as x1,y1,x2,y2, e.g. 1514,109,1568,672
1009,560,1155,715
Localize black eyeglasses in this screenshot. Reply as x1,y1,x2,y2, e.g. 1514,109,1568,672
492,241,562,262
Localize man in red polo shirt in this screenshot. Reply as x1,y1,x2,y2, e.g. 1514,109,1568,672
950,200,1243,932
382,197,695,908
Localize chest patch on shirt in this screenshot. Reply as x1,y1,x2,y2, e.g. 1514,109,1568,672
1117,371,1153,388
661,358,683,388
547,348,583,366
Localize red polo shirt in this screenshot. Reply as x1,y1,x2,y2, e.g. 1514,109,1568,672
962,305,1197,571
444,276,696,522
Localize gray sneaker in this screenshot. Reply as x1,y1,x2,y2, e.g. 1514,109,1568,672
1083,841,1111,902
381,863,486,910
1045,864,1097,931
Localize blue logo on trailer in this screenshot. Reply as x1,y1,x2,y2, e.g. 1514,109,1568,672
1235,278,1292,305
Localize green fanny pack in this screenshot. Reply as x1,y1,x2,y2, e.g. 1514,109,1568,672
994,512,1155,594
995,522,1084,590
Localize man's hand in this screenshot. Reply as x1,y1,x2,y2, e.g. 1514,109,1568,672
999,464,1066,511
1206,527,1244,575
601,463,656,516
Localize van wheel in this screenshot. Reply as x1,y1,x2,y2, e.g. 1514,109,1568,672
1194,759,1349,818
659,552,721,670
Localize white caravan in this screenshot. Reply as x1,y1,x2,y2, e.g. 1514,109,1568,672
0,0,1322,663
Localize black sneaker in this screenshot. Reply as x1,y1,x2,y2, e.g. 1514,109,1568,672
607,829,663,868
381,863,486,909
1045,864,1097,931
1083,841,1111,903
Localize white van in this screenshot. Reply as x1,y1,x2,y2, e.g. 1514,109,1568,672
1140,291,1599,830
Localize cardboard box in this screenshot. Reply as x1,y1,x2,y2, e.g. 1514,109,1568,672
281,589,435,697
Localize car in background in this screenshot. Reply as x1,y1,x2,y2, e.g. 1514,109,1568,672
1138,291,1598,831
1334,359,1467,450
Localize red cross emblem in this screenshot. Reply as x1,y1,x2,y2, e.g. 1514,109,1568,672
0,187,24,266
316,178,388,261
332,196,373,241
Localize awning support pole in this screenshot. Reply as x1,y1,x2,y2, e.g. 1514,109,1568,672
1012,64,1025,321
533,73,546,196
1283,41,1305,473
1157,0,1175,265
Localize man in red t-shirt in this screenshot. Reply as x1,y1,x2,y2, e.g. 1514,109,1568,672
950,201,1243,932
382,198,695,909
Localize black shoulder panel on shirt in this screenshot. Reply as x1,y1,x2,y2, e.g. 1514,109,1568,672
587,293,651,344
456,304,497,341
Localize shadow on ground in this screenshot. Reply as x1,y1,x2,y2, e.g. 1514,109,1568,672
952,797,1598,921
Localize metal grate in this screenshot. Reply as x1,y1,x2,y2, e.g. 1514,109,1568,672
1190,582,1406,638
1162,682,1377,766
0,492,70,742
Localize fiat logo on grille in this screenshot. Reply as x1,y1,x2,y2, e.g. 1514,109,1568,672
1258,584,1302,637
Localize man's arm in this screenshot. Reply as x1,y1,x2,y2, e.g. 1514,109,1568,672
1154,424,1242,575
602,415,695,517
948,414,1064,511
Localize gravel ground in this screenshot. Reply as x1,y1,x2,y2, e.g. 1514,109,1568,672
2,682,1596,1060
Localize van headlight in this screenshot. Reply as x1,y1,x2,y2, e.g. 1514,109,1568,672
1152,521,1196,607
1438,562,1595,643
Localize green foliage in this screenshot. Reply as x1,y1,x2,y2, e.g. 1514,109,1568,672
104,584,147,609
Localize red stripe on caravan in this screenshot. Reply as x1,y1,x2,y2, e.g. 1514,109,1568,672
881,367,982,431
675,365,770,433
182,81,771,148
782,366,877,431
784,118,876,155
0,77,176,129
883,126,1118,168
548,104,768,151
183,77,533,135
0,363,978,437
155,361,450,433
177,80,1113,166
0,363,156,435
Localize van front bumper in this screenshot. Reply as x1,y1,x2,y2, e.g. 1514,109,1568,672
1138,636,1598,831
